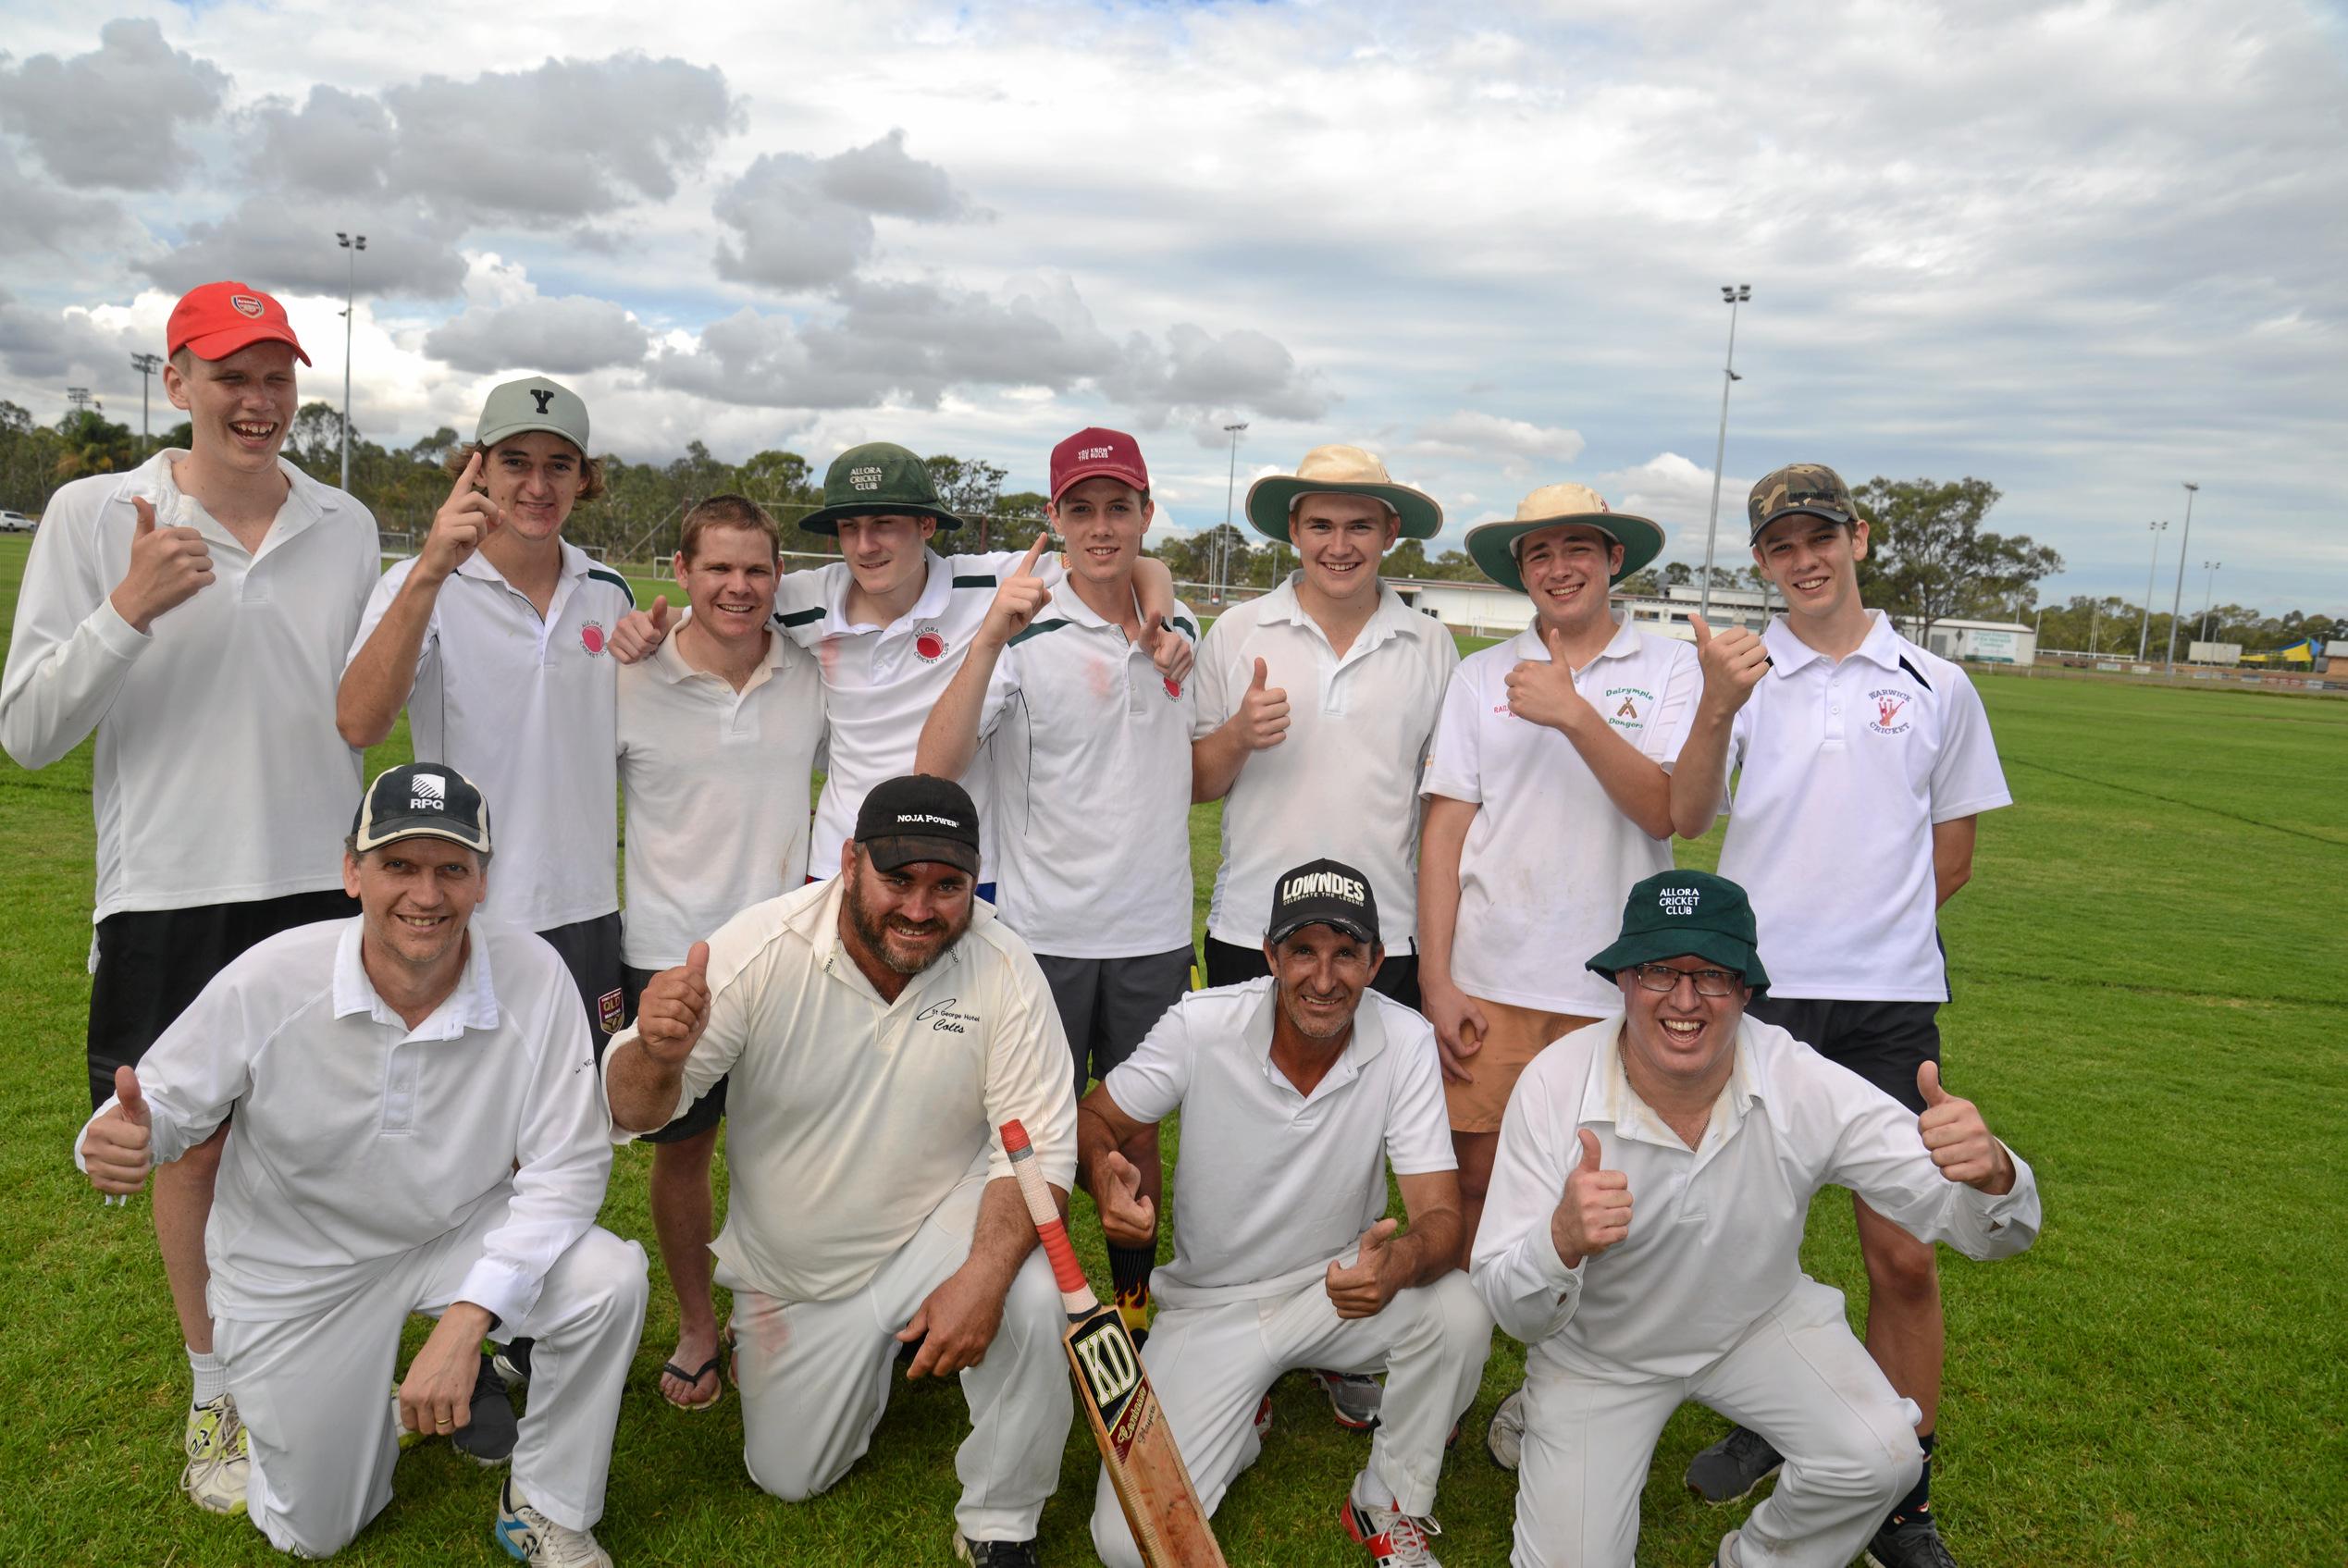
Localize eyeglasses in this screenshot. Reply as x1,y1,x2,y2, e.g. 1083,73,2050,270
1631,962,1740,998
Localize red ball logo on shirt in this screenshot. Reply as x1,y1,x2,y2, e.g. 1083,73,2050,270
580,622,607,655
913,624,947,663
1163,675,1182,698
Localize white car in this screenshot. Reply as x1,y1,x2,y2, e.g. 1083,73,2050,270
0,511,35,533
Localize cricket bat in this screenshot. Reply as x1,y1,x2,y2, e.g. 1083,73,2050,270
999,1119,1227,1568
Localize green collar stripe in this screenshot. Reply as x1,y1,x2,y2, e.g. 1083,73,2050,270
1007,617,1075,647
952,574,997,589
775,606,825,628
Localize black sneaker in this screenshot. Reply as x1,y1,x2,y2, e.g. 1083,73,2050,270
951,1531,1040,1566
452,1352,519,1467
1866,1512,1959,1568
492,1338,534,1387
1683,1426,1783,1504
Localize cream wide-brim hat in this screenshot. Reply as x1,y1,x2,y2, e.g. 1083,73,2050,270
1464,483,1665,592
1244,444,1443,543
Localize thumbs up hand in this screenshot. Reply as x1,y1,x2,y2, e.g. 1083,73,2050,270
1916,1062,2015,1193
609,593,674,664
1551,1128,1632,1266
1506,623,1597,736
1092,1149,1158,1249
1691,613,1769,716
980,534,1055,649
82,1065,156,1196
109,494,215,634
636,942,711,1068
1235,656,1290,750
1325,1216,1403,1318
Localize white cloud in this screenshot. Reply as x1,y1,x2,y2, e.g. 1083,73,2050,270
0,19,228,190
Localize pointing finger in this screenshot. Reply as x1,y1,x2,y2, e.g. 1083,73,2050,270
448,450,483,502
1017,533,1050,576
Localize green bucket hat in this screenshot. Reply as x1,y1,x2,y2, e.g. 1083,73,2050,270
1465,483,1665,592
1585,870,1770,996
798,442,966,536
1244,444,1441,543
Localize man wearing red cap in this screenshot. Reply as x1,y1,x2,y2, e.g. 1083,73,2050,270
916,426,1200,1345
1,281,383,1516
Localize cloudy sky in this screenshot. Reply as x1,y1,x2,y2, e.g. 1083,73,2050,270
3,0,2342,612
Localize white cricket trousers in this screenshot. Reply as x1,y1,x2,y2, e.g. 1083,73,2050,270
213,1203,648,1560
1091,1270,1492,1568
1512,1277,1923,1568
726,1167,1073,1545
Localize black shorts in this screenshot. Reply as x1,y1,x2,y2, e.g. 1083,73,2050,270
88,888,360,1109
1035,947,1194,1100
1202,936,1422,1012
538,911,627,1052
1747,994,1941,1113
622,963,726,1144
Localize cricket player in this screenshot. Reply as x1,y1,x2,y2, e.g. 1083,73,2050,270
1471,870,2038,1568
1077,859,1492,1568
915,426,1198,1347
1,281,379,1513
610,440,1189,891
615,494,824,1411
602,775,1078,1568
74,765,646,1565
1666,464,2013,1568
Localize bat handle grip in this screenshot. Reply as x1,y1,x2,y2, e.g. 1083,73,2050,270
1000,1121,1097,1314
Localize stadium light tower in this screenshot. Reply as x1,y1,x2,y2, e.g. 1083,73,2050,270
2162,481,2199,672
2200,561,2221,642
130,352,163,451
65,386,94,414
336,231,367,490
1698,283,1751,624
2137,518,2167,661
1217,421,1247,603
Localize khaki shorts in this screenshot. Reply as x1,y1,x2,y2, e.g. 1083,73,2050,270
1443,998,1600,1134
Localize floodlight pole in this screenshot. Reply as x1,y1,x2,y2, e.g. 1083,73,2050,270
336,231,367,490
2200,561,2220,642
1219,421,1246,601
2162,481,2198,672
1698,283,1750,624
130,353,163,452
2137,519,2166,661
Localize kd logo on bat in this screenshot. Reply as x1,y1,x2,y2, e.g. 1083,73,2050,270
1069,1315,1143,1434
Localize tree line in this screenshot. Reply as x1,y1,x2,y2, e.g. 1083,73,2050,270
2,401,2329,652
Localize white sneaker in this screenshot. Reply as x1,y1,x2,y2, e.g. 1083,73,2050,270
495,1477,613,1567
1341,1490,1443,1566
182,1393,250,1516
1485,1386,1526,1472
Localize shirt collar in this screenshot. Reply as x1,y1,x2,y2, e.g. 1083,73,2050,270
1245,980,1388,1101
647,613,786,686
1259,573,1419,652
452,537,593,588
1508,612,1638,664
1578,1016,1761,1154
330,916,502,1037
801,873,988,1007
1763,608,1901,676
129,451,332,549
822,548,952,636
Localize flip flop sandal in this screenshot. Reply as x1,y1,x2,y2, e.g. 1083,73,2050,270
659,1352,724,1412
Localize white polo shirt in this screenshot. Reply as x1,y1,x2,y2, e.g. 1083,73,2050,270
606,877,1078,1304
74,918,612,1327
1099,978,1454,1310
1191,576,1458,949
1422,617,1699,1015
1471,1015,2040,1380
0,451,379,921
976,583,1199,958
616,622,826,969
350,542,635,934
1716,611,2011,1002
772,547,1065,882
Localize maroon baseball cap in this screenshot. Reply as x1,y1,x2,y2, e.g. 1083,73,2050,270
167,282,311,366
1049,426,1149,502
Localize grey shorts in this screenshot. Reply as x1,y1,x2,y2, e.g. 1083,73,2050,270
1035,946,1194,1098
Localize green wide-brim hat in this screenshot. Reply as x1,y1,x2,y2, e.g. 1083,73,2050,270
1585,869,1771,997
1466,483,1665,592
1244,444,1442,542
798,441,967,536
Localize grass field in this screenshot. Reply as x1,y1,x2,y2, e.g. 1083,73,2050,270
2,533,2342,1566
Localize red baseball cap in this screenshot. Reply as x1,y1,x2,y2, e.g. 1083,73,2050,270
1049,426,1149,502
167,282,311,366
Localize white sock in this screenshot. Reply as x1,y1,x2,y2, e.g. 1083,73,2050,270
1350,1464,1389,1512
188,1346,228,1406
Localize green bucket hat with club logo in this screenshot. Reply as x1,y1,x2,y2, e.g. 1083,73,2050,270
798,441,967,536
1585,869,1770,997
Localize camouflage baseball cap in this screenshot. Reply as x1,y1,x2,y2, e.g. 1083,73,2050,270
798,441,966,536
1747,462,1859,542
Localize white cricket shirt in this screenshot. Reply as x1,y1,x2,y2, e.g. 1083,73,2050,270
977,584,1199,957
616,623,826,969
1099,979,1455,1310
74,918,612,1327
1716,611,2011,1001
0,451,379,920
772,548,1066,882
1191,576,1458,949
607,877,1078,1303
350,543,635,933
1471,1015,2040,1381
1422,617,1699,1015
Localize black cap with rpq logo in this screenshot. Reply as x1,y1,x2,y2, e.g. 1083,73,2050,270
855,774,981,876
1266,857,1379,946
352,763,492,855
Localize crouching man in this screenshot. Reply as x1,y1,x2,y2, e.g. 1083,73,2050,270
601,775,1078,1568
76,764,646,1564
1079,859,1491,1568
1470,870,2040,1568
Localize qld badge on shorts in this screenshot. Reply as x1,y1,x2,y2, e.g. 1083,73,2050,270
598,987,624,1035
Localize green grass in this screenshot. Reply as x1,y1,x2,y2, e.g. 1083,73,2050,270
2,534,2343,1564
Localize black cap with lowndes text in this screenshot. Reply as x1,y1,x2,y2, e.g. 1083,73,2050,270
352,763,492,856
1585,869,1770,996
855,774,981,876
1266,857,1379,946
